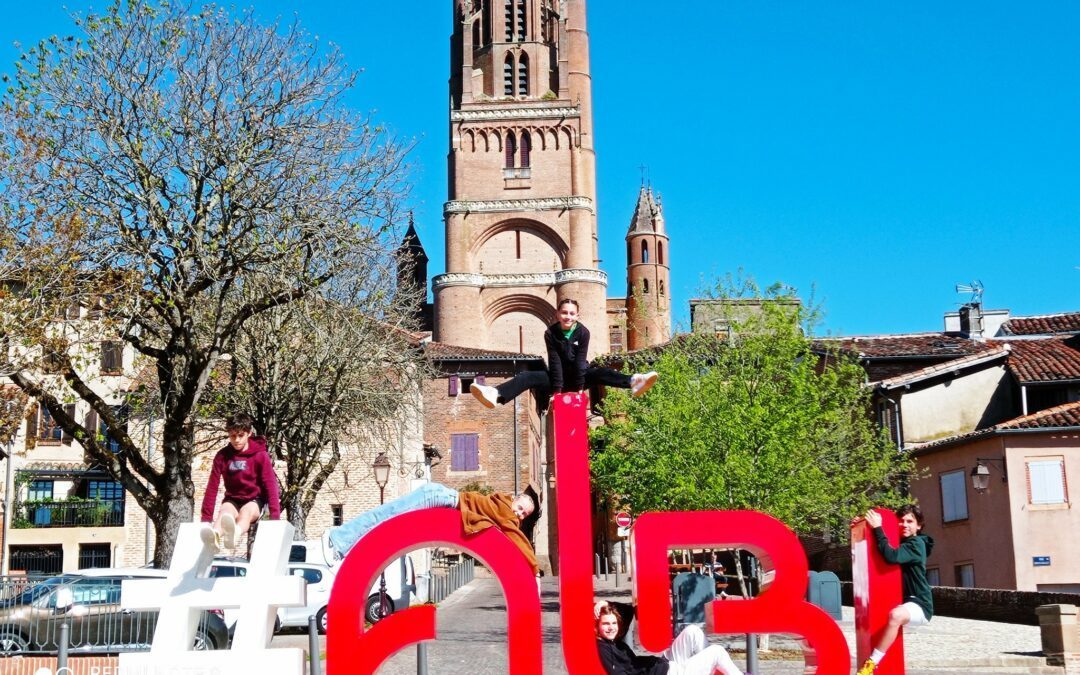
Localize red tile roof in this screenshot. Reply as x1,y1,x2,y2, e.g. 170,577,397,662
423,341,543,362
1003,336,1080,384
817,333,993,359
997,400,1080,430
1000,312,1080,336
912,400,1080,454
876,346,1010,389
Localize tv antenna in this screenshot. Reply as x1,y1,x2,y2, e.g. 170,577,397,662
955,280,984,305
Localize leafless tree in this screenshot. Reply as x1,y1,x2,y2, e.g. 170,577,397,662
0,1,409,564
209,265,432,540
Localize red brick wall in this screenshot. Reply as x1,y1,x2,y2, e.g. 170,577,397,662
0,655,117,675
425,363,542,497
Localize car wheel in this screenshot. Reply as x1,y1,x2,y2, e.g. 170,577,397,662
192,628,215,651
0,631,29,652
364,593,395,624
316,607,328,634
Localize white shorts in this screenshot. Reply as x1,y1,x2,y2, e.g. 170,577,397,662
901,601,929,627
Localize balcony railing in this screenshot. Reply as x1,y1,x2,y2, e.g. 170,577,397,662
15,500,124,529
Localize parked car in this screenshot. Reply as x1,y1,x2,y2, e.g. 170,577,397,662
293,539,417,624
0,570,229,654
210,548,416,631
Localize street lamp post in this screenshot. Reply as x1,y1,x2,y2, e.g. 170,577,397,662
372,452,391,620
1,398,17,576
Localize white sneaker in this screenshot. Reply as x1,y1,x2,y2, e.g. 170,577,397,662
220,512,237,548
630,371,658,397
321,530,343,568
470,382,499,408
200,523,221,553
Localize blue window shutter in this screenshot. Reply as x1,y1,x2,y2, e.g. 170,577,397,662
450,433,480,471
464,434,480,471
448,375,459,396
476,375,486,386
451,434,465,471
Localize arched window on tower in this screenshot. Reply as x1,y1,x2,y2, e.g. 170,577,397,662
473,19,482,49
641,240,649,264
520,130,531,167
516,0,527,41
659,280,665,296
505,131,517,169
643,279,650,294
503,53,514,96
658,241,664,265
517,53,529,97
504,0,514,41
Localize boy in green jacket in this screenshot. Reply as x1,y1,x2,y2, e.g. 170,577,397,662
858,504,935,675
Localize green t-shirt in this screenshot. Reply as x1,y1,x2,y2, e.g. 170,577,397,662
562,323,578,340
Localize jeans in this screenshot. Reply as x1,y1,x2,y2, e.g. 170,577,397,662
328,482,459,554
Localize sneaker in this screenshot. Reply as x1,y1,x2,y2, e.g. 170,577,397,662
321,530,343,567
856,659,877,675
220,512,237,548
200,523,221,553
630,371,658,397
470,382,499,408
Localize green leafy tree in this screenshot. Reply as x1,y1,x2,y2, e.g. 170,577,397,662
591,279,912,538
0,1,408,564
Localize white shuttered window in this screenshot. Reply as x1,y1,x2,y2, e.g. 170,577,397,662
1028,459,1067,505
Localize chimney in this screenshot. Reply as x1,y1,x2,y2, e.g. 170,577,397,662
959,303,984,339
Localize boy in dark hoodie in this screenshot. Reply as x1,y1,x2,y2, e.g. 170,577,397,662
200,413,281,551
857,504,935,675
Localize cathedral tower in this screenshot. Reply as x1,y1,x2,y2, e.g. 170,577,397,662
625,186,671,350
433,0,608,357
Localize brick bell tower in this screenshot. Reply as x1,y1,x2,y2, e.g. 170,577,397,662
432,0,608,357
625,185,671,350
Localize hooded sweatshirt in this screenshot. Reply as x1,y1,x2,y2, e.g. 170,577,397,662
200,436,281,522
872,527,935,620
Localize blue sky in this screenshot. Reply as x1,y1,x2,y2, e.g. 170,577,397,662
3,2,1078,336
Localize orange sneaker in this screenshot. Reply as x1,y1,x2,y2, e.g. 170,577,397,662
856,659,877,675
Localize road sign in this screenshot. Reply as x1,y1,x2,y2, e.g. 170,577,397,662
615,512,632,528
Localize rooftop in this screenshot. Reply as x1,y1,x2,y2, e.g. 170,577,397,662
999,311,1080,336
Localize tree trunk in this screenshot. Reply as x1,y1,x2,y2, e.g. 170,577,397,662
151,429,197,568
153,483,195,568
285,493,307,540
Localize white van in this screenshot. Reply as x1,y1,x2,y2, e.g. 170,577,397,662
290,541,417,624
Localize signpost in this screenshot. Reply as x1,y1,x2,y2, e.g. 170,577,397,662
615,512,632,538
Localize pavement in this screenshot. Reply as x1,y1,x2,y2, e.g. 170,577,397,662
272,573,1060,674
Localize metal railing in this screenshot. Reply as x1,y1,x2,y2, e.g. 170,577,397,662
16,501,124,528
0,574,222,655
427,557,475,604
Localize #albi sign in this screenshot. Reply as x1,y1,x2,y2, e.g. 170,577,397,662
122,394,907,674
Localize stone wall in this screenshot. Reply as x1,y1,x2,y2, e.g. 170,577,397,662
839,581,1080,625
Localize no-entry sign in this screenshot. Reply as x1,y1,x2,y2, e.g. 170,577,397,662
615,512,632,528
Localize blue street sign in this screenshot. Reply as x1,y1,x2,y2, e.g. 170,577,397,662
1033,556,1051,567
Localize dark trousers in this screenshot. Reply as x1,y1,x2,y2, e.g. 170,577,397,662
495,368,632,404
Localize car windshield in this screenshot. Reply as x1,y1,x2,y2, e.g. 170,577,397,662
0,575,78,607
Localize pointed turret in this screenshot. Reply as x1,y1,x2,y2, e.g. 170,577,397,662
396,213,429,301
625,185,671,350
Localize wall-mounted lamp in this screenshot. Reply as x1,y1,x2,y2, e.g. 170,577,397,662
971,457,1007,492
424,443,442,467
399,444,443,479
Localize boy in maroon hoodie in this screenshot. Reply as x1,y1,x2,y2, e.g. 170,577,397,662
200,413,281,550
